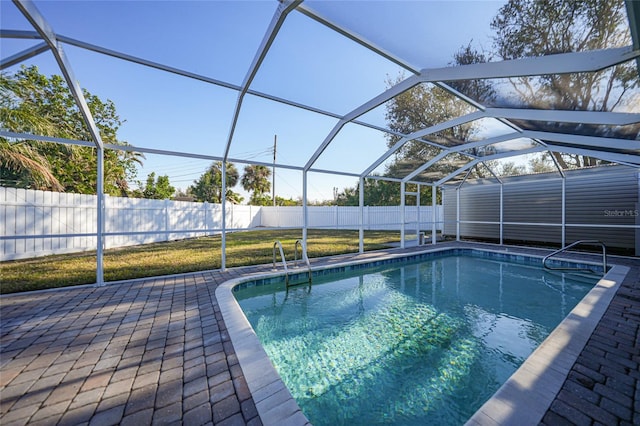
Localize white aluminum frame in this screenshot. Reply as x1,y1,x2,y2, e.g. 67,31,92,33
3,0,640,283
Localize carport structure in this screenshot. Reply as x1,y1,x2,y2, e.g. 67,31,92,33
1,0,639,284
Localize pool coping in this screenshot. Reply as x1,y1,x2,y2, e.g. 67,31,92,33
215,245,630,426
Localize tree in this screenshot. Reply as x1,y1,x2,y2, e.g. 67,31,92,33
1,67,67,190
241,164,271,205
384,78,468,183
491,0,639,168
528,153,561,174
190,161,242,203
248,193,273,206
382,44,495,191
275,196,299,206
136,172,175,199
448,42,497,105
0,140,63,190
383,1,636,181
335,178,398,206
334,177,439,207
0,65,143,194
495,161,527,177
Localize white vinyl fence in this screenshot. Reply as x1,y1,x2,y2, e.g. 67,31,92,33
0,187,442,261
260,205,441,231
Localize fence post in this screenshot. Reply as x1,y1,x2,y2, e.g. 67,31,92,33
164,199,170,241
432,186,437,244
204,202,209,236
416,183,421,242
103,194,109,250
359,177,364,252
561,177,566,247
456,187,460,241
499,183,504,245
400,182,405,249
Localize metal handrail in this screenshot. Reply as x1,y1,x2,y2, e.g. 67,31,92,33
542,240,607,273
272,240,289,286
294,239,313,284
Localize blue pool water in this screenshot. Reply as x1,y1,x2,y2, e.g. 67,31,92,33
234,252,599,425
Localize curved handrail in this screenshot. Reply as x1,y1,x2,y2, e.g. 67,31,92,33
272,240,289,285
543,239,607,274
294,239,313,284
293,239,308,267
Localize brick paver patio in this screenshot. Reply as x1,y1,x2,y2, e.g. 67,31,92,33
0,268,268,426
541,256,640,425
1,242,638,425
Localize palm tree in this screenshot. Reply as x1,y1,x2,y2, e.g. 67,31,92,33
0,139,63,190
241,164,271,205
1,66,145,195
1,72,64,190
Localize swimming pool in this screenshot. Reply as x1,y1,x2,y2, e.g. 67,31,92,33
231,249,601,425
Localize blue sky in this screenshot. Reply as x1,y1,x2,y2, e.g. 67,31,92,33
1,0,504,202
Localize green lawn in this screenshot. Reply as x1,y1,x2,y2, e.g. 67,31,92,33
0,229,400,294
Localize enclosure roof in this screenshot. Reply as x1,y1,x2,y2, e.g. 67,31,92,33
1,0,639,194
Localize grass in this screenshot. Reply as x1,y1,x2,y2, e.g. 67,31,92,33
0,229,401,294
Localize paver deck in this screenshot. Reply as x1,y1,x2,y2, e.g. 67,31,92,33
1,242,638,425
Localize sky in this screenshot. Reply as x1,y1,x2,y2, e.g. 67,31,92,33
1,0,505,203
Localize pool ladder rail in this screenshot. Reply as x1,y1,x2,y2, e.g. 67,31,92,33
272,240,312,288
542,239,607,274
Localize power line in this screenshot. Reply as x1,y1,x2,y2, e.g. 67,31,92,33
234,146,273,160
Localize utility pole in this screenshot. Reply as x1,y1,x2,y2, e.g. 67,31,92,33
273,134,276,207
